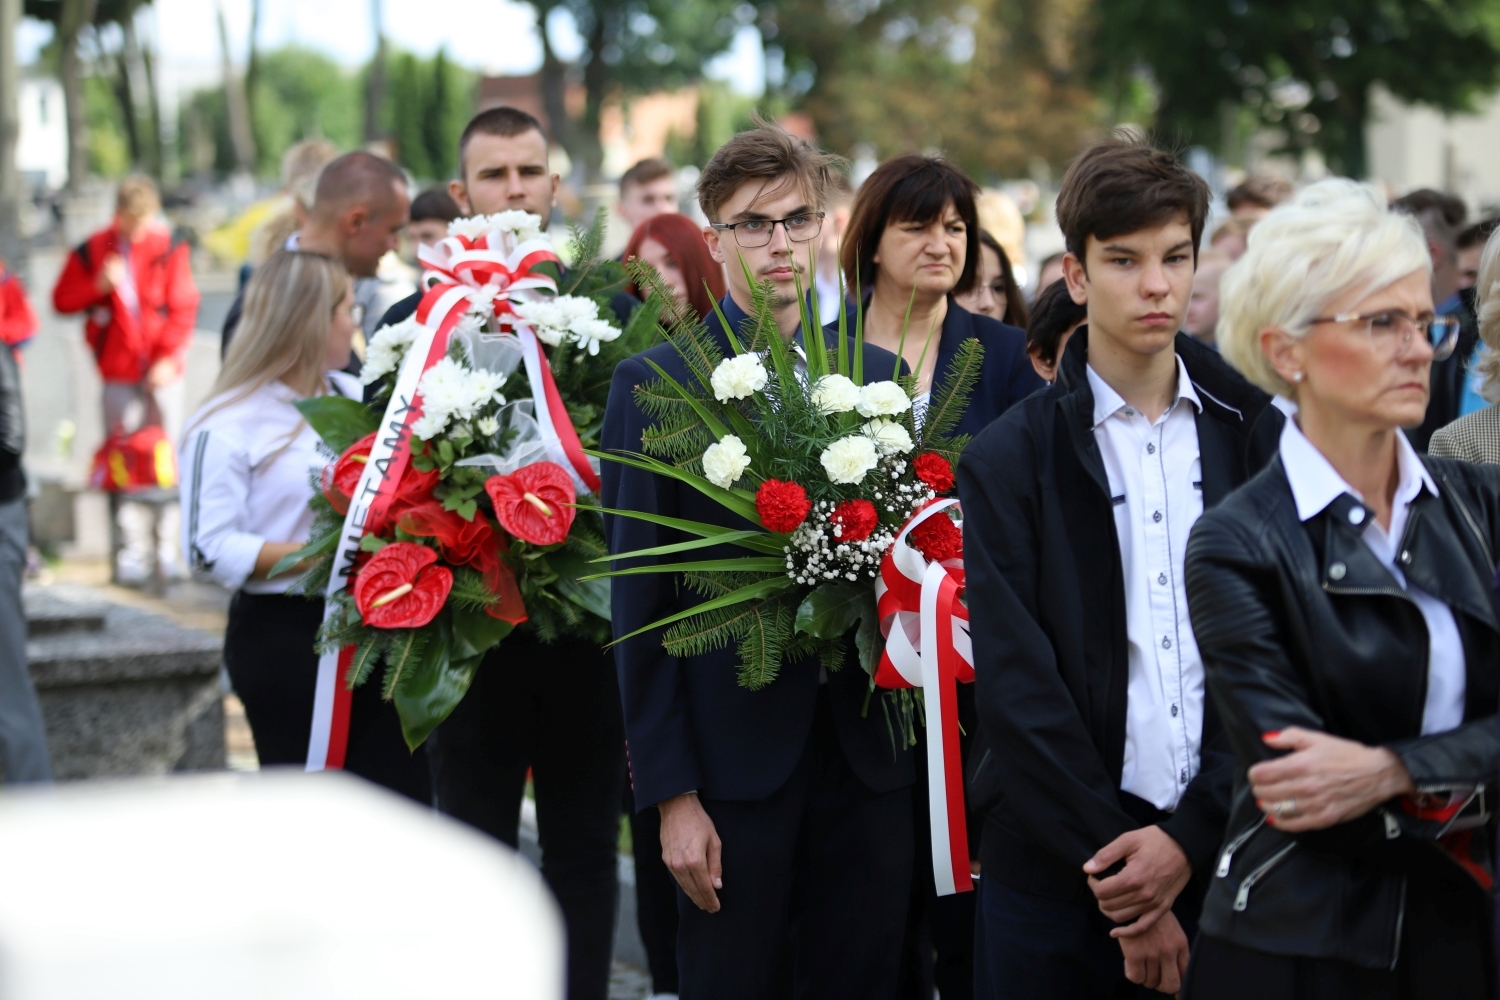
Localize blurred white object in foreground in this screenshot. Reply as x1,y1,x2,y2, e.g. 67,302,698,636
0,771,563,1000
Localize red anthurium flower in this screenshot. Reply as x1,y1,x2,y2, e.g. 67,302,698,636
323,432,378,515
909,512,963,563
352,541,453,629
755,479,812,533
829,498,878,543
913,452,956,494
485,462,576,546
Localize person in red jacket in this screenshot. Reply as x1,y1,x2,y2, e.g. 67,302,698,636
0,260,38,364
53,174,199,582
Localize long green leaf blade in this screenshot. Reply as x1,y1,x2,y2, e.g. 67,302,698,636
582,556,786,580
586,529,780,562
610,576,794,645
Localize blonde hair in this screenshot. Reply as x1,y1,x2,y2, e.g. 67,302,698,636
1474,232,1500,402
116,174,160,218
1217,179,1431,398
192,250,350,431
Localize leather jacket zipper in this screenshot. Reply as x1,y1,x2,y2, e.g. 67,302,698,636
1231,843,1296,912
1323,581,1430,731
1216,816,1266,877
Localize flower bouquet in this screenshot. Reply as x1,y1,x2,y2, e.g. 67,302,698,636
278,211,662,759
597,266,980,894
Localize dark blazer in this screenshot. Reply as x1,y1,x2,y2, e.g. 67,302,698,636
956,327,1277,901
1185,453,1500,968
602,294,914,811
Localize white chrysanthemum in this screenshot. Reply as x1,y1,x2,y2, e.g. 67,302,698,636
574,317,621,356
863,418,914,456
361,317,421,384
856,380,913,418
446,216,493,240
553,294,601,324
710,353,769,402
467,368,507,408
513,300,567,345
415,357,486,428
410,410,446,441
820,434,879,484
476,415,500,437
811,373,861,414
702,435,751,488
489,210,544,241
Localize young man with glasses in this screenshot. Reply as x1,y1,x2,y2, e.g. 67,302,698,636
601,119,913,1000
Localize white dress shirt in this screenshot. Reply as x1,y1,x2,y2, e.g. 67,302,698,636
1088,355,1206,812
1278,416,1466,735
179,372,361,595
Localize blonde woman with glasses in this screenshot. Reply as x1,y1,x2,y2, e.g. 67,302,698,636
1182,180,1496,999
180,250,428,801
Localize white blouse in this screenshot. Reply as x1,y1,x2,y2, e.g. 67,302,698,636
179,372,361,595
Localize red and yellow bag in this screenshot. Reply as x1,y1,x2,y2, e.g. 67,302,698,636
91,425,177,492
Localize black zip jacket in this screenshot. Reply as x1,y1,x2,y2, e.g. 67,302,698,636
957,327,1277,902
1184,452,1500,969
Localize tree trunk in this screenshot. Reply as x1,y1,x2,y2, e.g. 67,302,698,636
216,0,256,173
59,0,100,193
115,20,142,169
536,2,578,168
0,0,21,267
245,0,262,159
578,9,607,187
139,20,166,182
364,0,387,143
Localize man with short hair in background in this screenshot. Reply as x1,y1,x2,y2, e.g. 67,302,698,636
405,187,462,253
1184,251,1231,347
52,175,199,583
616,157,679,234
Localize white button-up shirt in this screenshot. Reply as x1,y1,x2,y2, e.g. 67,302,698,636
1278,415,1466,735
1088,355,1206,812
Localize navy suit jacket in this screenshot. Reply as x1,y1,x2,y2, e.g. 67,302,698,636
602,294,915,810
827,297,1043,438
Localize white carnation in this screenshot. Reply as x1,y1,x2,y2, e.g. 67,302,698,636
361,317,421,384
702,435,751,488
820,434,880,485
811,373,861,414
863,418,914,456
710,353,769,402
476,415,501,436
856,380,913,418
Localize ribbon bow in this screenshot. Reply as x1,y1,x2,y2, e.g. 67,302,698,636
415,229,560,340
874,498,974,895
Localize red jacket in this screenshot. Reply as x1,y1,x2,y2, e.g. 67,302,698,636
0,266,37,351
52,222,199,383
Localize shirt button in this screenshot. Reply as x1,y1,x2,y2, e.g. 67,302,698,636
1158,572,1167,585
1162,636,1172,649
1180,768,1189,785
1400,550,1412,564
1147,443,1156,454
1171,703,1179,717
1329,561,1346,581
1349,507,1366,525
1153,510,1163,523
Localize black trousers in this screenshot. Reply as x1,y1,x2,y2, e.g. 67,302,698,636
1184,856,1496,1000
222,591,431,803
626,788,681,994
426,630,625,1000
678,686,914,1000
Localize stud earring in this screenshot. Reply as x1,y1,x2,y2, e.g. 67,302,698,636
1292,372,1304,383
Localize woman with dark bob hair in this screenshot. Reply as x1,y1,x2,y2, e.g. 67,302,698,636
624,211,727,321
1183,179,1497,998
836,153,1041,437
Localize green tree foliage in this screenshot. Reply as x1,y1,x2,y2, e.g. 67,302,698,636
249,46,362,170
1092,0,1500,177
380,47,473,181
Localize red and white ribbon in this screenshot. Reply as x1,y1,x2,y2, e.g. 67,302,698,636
517,327,602,495
873,499,974,895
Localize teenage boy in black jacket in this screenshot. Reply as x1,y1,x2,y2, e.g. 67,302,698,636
958,136,1277,998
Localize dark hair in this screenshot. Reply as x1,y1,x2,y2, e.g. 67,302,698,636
620,158,674,194
310,151,407,219
459,107,548,175
623,212,727,321
841,153,982,297
977,230,1029,328
1225,175,1292,212
1027,278,1087,365
410,187,460,224
1055,135,1210,265
696,112,845,222
1459,217,1499,251
1392,189,1467,229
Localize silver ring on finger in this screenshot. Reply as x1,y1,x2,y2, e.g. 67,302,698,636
1274,799,1297,818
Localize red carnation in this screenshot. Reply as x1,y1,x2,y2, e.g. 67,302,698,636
755,479,812,533
909,512,963,563
485,461,577,546
323,432,377,515
829,498,879,543
352,541,453,629
913,452,955,494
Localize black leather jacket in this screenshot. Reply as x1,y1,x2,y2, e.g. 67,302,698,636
1184,453,1500,970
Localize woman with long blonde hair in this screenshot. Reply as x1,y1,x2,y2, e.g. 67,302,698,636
180,250,428,800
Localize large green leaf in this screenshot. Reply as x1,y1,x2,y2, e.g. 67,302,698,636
548,548,614,621
795,580,872,639
392,616,482,750
294,395,380,453
266,527,338,580
451,604,513,660
856,600,884,678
